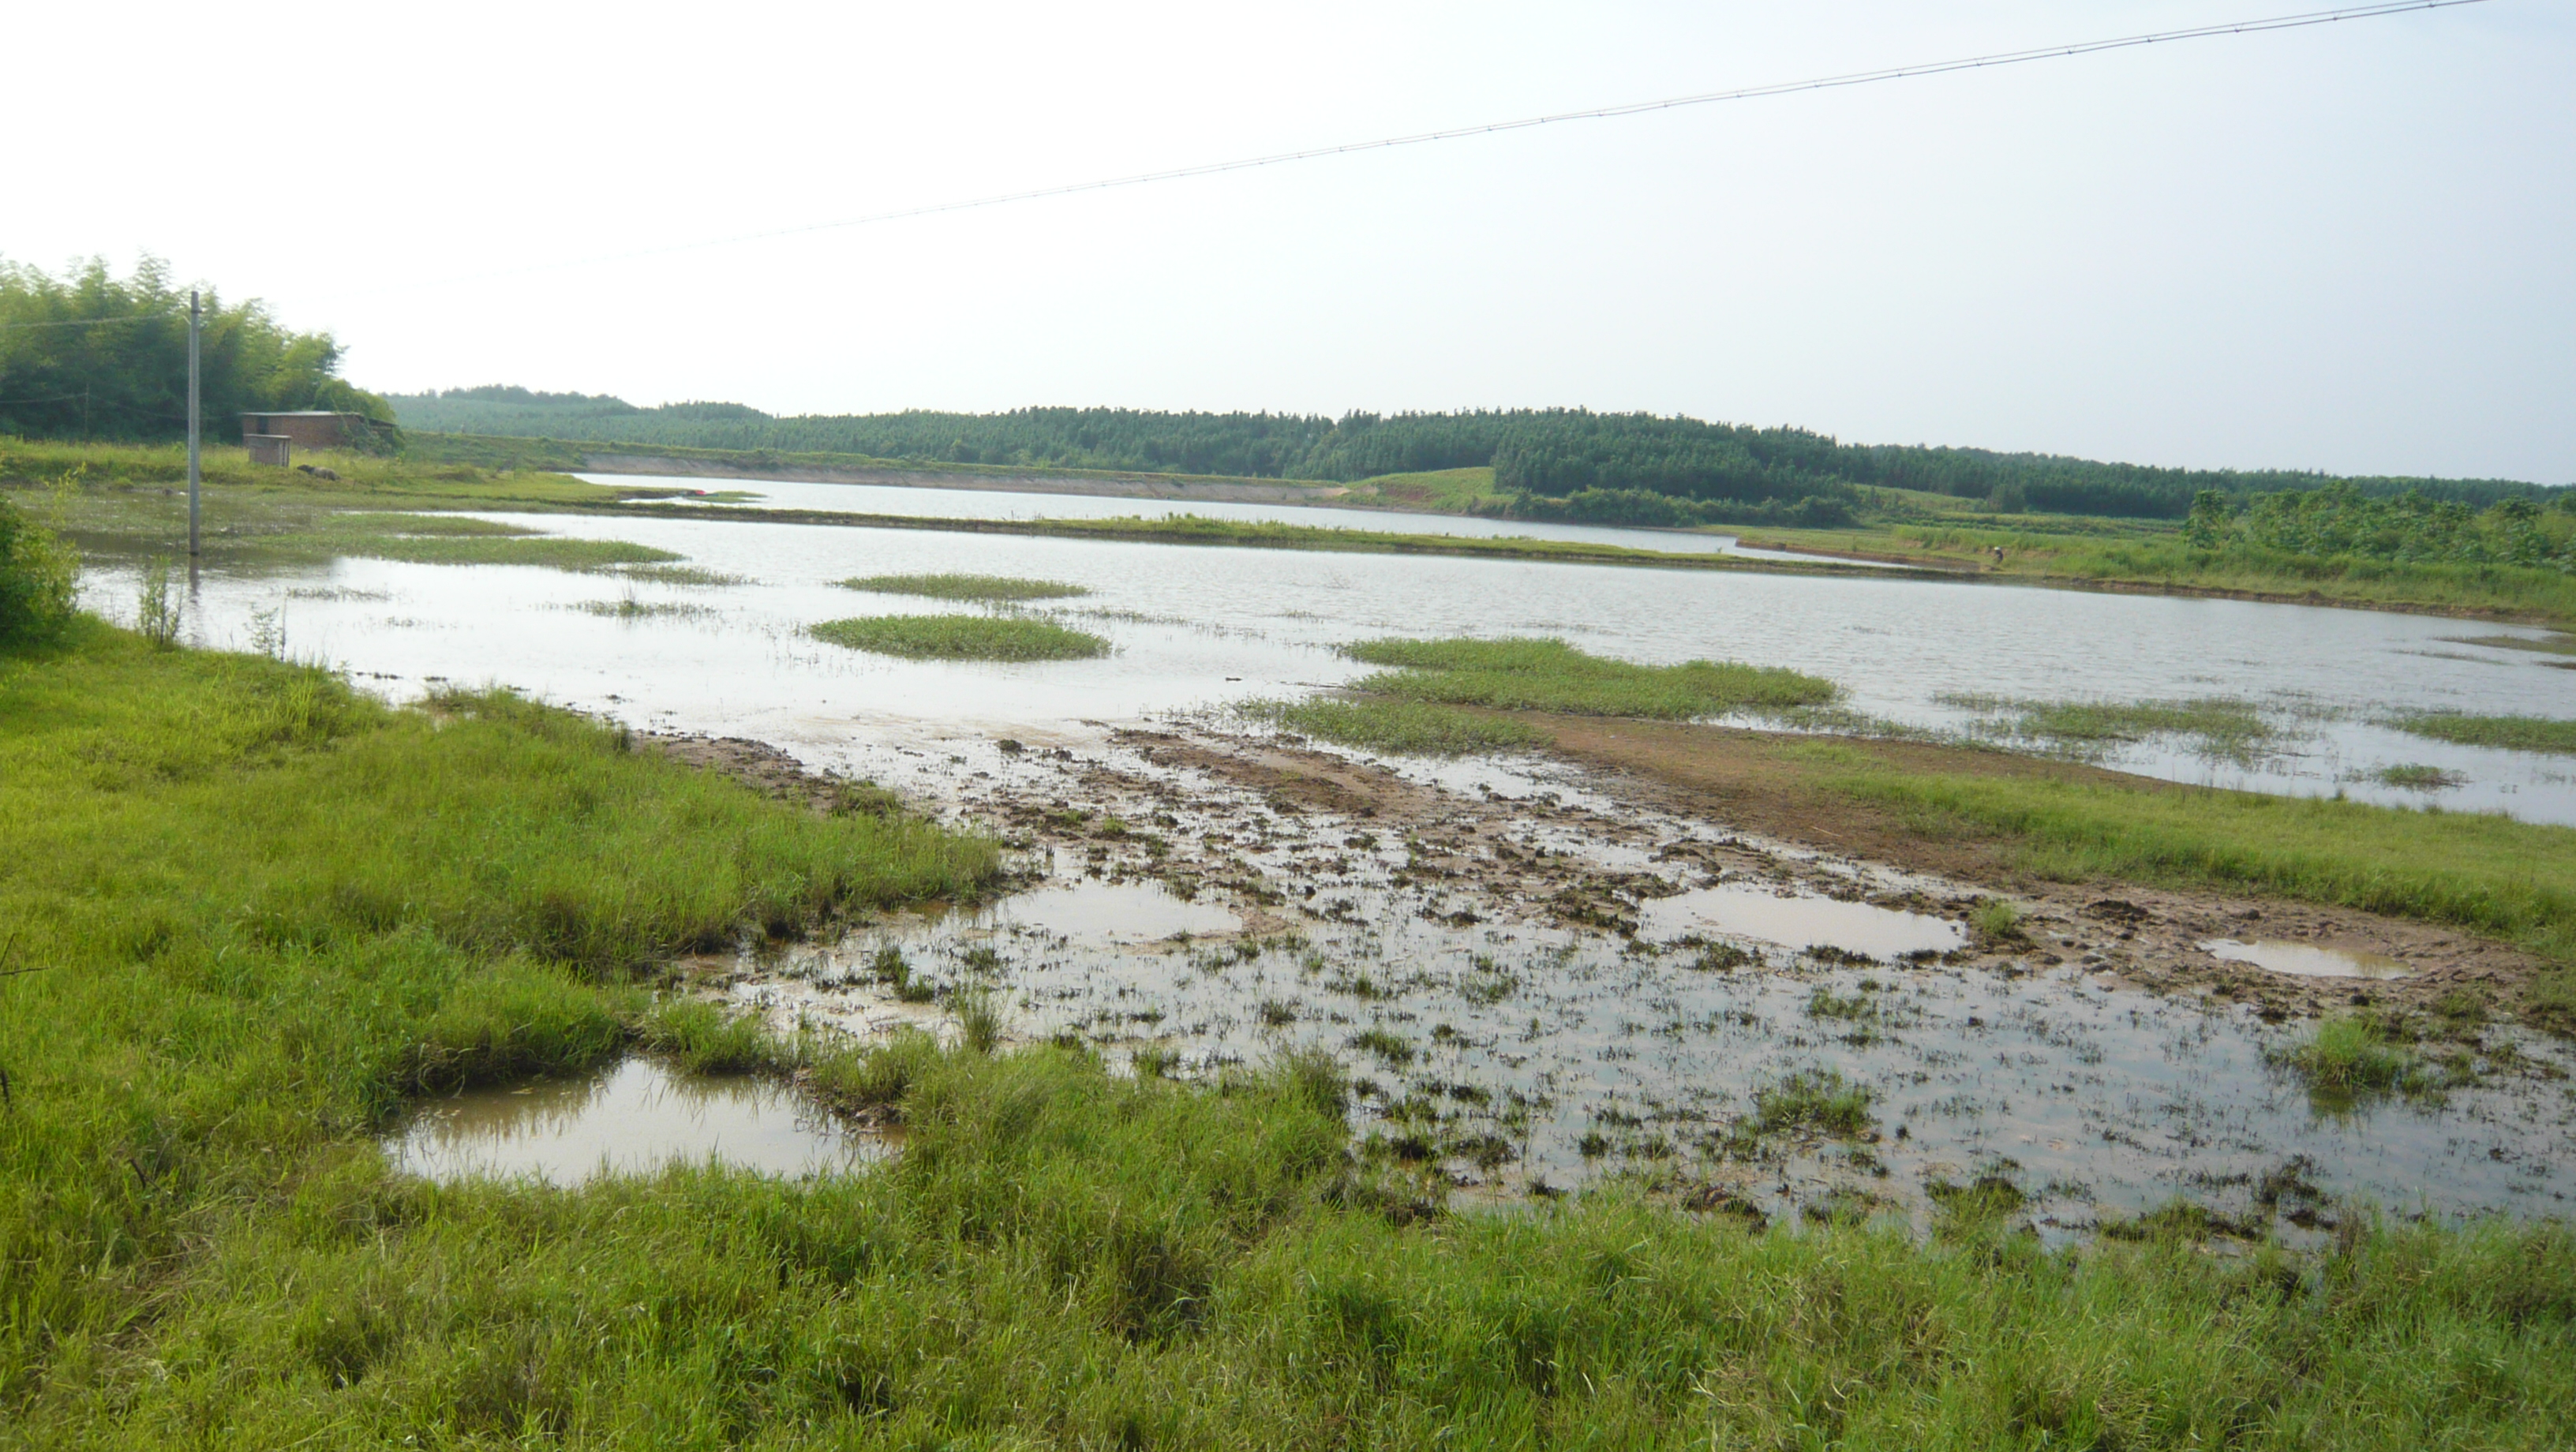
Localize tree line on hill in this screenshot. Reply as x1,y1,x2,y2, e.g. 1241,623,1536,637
391,391,2557,522
2,257,395,445
2188,482,2576,571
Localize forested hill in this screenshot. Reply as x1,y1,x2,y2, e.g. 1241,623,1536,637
393,389,2559,522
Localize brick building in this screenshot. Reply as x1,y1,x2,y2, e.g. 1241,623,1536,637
239,410,384,465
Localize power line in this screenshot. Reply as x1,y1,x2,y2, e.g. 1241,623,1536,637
406,0,2488,290
0,315,161,332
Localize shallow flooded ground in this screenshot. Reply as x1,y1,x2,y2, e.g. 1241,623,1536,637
722,725,2576,1238
80,481,2576,822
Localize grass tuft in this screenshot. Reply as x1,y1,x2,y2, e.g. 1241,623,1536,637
807,614,1110,662
2270,1014,2438,1105
1727,1068,1876,1149
2374,763,2466,791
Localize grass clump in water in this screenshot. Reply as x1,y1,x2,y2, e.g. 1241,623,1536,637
1969,897,2027,941
2374,762,2466,791
839,572,1089,602
2270,1014,2442,1106
1239,697,1548,756
2394,712,2576,755
1943,692,2282,765
1343,635,1836,719
575,595,713,621
807,614,1110,662
1726,1068,1876,1149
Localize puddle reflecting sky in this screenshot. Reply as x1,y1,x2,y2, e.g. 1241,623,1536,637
384,1057,872,1184
743,879,2575,1237
1639,885,1967,959
2201,939,2413,979
83,477,2576,823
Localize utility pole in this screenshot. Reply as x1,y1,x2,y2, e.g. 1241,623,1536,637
186,290,201,558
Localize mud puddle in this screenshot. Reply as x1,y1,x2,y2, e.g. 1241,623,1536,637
982,864,1241,942
2202,939,2413,980
711,717,2576,1240
384,1057,875,1184
1641,885,1966,960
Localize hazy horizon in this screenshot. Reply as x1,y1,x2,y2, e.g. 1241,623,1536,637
12,1,2570,483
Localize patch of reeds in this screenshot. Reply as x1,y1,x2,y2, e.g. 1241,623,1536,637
1238,697,1549,756
1342,635,1837,719
807,614,1110,662
838,572,1090,602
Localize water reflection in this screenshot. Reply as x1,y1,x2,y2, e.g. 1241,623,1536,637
384,1057,871,1184
1639,885,1966,960
980,878,1240,943
2200,939,2412,979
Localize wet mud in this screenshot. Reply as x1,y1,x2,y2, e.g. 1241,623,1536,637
672,717,2574,1237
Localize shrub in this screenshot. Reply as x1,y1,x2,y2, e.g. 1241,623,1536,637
0,495,77,645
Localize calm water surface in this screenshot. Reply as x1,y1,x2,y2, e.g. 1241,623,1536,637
91,488,2576,821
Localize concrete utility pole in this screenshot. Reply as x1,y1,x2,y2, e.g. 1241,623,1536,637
186,291,202,558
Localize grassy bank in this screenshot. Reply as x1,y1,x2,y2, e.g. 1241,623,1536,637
4,623,2573,1443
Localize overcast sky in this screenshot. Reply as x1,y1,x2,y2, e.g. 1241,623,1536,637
9,2,2569,481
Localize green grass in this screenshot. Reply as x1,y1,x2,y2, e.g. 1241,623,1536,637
304,518,682,572
2375,763,2466,791
1944,693,2281,765
807,614,1111,662
1344,636,1838,719
1730,1068,1878,1146
2394,712,2576,755
5,623,2576,1444
1796,739,2576,1015
1239,697,1550,756
1335,466,1511,515
0,619,998,1422
1969,898,2027,940
8,439,698,577
839,572,1091,602
2270,1015,2434,1106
